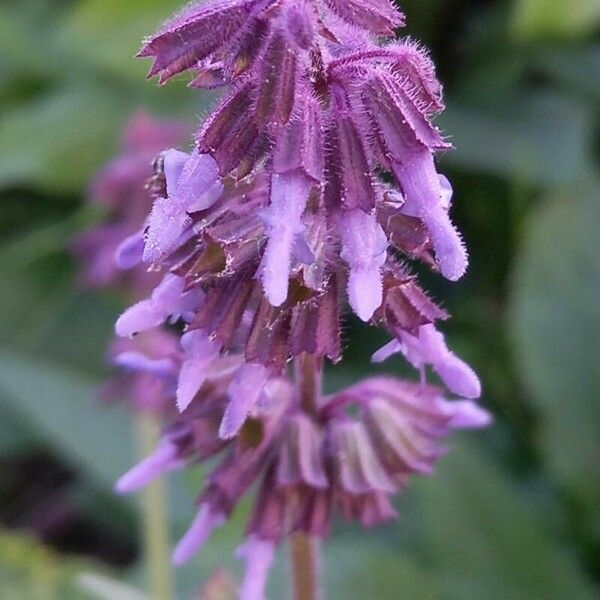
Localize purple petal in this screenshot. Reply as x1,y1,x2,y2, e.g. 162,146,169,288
433,352,481,399
143,196,192,263
144,150,221,263
348,266,384,323
115,299,165,338
152,273,185,309
395,325,481,398
394,152,467,281
236,536,275,600
171,148,221,209
441,399,492,428
219,363,268,439
115,229,145,269
176,330,222,411
116,275,201,337
115,442,179,494
259,173,312,306
373,326,481,399
172,503,225,566
338,209,387,321
372,339,402,363
163,149,188,195
439,174,453,211
114,351,176,379
416,324,481,398
178,287,206,322
188,179,224,212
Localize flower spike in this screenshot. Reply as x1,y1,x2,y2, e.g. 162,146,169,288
97,0,494,593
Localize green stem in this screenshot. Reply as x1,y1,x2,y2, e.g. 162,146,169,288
136,413,174,600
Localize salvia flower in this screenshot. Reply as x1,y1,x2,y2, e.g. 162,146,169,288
106,0,493,596
117,366,490,593
100,328,181,416
73,111,188,294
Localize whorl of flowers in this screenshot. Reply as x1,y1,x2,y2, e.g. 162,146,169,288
110,1,492,597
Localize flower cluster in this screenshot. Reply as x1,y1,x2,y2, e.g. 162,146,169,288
73,111,187,294
102,0,492,597
117,357,488,598
73,111,189,415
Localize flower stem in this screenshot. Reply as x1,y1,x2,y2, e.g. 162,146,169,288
290,533,322,600
294,353,322,417
136,413,174,600
291,354,323,600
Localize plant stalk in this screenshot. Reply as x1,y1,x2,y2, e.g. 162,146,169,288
290,353,323,600
294,353,322,417
290,533,322,600
136,413,174,600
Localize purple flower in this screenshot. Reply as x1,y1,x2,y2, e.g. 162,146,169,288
117,369,490,590
73,111,188,294
122,1,473,356
372,323,482,399
176,330,223,412
100,0,494,594
115,274,204,337
144,149,223,263
236,536,275,600
172,503,227,566
258,173,313,307
336,209,388,321
101,329,180,416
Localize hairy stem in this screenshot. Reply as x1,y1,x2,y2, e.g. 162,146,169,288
137,413,174,600
294,352,322,417
290,353,323,600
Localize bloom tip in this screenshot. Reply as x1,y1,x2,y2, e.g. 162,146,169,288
172,505,225,566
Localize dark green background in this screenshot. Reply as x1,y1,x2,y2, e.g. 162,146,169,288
0,0,598,597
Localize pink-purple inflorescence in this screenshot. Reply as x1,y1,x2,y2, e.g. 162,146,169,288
74,111,188,294
73,111,190,415
96,1,493,597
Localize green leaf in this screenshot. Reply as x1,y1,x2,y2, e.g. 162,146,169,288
534,45,600,106
415,439,597,600
0,528,97,600
0,351,134,488
59,0,182,82
440,90,594,186
512,0,600,39
509,179,600,540
0,406,33,455
0,86,131,194
77,572,149,600
320,537,441,600
0,1,71,101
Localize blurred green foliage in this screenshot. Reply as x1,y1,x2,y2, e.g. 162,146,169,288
0,529,96,599
0,0,598,598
